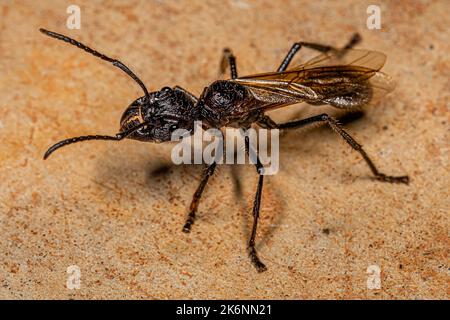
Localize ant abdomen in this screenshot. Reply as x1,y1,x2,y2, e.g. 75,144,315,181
323,82,373,109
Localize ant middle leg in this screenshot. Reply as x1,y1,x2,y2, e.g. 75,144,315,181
244,136,268,272
219,48,238,79
182,162,217,233
277,33,362,72
258,114,409,184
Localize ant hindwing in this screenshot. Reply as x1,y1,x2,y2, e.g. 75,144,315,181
40,29,409,273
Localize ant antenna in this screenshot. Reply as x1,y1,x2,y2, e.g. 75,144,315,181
43,121,150,160
39,28,150,100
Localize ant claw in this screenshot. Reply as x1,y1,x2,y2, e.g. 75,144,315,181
182,224,192,233
396,175,410,184
255,262,267,273
249,247,267,272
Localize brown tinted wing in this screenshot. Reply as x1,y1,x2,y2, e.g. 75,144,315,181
301,49,394,98
234,65,378,102
288,49,387,71
232,50,392,110
366,70,396,102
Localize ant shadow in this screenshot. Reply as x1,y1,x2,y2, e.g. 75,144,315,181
143,161,287,251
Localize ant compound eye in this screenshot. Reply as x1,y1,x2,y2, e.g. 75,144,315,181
169,124,178,131
162,86,171,92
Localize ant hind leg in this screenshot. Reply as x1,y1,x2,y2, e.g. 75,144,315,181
258,114,409,184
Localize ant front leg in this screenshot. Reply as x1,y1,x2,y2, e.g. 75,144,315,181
182,162,217,233
219,48,238,79
258,114,409,184
277,33,361,72
244,136,268,272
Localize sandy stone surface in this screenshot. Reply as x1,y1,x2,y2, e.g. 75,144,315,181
0,0,448,299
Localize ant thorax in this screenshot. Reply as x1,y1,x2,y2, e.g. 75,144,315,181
198,80,258,128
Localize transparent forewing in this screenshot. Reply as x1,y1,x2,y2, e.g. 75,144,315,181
289,49,387,72
234,66,379,101
366,70,396,103
236,50,386,83
232,50,392,110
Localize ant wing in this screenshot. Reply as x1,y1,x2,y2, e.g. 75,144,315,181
236,49,387,85
288,49,387,72
232,50,394,111
287,49,395,101
298,49,395,102
365,70,396,104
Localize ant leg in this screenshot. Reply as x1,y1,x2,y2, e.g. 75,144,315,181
258,114,409,184
219,48,238,79
182,162,217,233
277,33,361,72
244,136,268,272
174,85,198,104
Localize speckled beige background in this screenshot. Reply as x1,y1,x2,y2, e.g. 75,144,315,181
0,0,448,299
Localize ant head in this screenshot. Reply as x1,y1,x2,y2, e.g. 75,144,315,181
120,87,198,143
40,29,198,159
